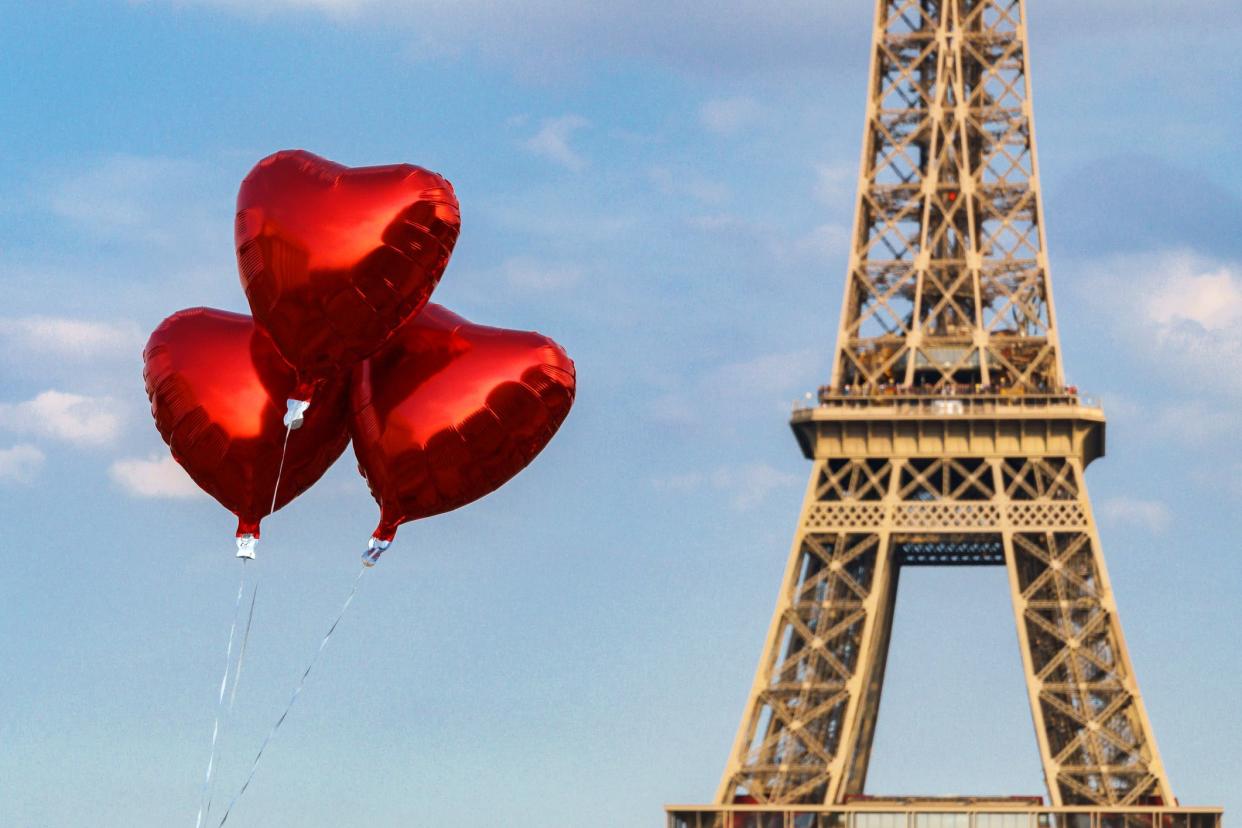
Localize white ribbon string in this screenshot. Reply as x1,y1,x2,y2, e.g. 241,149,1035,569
228,584,259,712
201,578,259,824
216,565,368,827
195,563,248,828
269,422,294,519
195,412,295,825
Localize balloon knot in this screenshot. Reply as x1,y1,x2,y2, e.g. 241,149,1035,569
362,536,390,567
236,534,258,560
284,398,311,430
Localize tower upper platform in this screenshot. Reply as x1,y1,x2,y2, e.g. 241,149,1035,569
790,390,1105,466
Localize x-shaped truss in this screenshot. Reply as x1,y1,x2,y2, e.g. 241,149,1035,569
834,0,1062,392
1012,531,1164,803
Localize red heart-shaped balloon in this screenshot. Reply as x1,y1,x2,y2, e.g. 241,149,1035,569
235,150,461,393
144,307,351,536
349,304,576,544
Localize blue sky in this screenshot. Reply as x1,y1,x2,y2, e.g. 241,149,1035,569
2,2,1241,825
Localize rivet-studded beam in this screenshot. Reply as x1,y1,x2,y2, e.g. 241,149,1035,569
832,0,1063,394
717,456,1172,805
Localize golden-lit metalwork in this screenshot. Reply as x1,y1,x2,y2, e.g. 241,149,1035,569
832,0,1059,395
670,0,1222,820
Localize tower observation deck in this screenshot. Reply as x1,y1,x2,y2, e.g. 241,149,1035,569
667,1,1222,826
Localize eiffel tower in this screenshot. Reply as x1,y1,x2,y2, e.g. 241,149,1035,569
669,1,1222,825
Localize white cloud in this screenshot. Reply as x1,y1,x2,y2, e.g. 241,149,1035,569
1036,0,1242,35
686,213,747,234
643,393,695,425
500,257,584,292
646,348,821,424
780,222,850,264
652,462,800,510
0,444,46,484
133,0,1242,83
686,212,850,270
708,349,820,396
138,0,370,12
481,197,635,244
0,316,143,362
0,390,125,447
1080,250,1242,394
648,165,730,205
1101,393,1236,450
109,454,205,500
726,463,802,509
39,155,213,246
523,115,590,172
1143,262,1242,331
1098,496,1172,533
1151,400,1238,445
139,2,875,75
813,162,855,207
699,97,762,135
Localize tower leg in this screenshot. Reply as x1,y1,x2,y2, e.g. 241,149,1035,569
719,454,1175,807
1001,459,1173,805
718,459,900,805
837,556,900,798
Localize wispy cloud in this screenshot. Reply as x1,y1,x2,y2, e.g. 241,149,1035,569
523,115,590,172
38,155,219,249
499,257,584,292
1150,400,1238,446
0,390,126,447
0,316,143,363
137,1,875,75
686,212,850,269
1098,496,1172,533
142,0,373,13
648,165,730,205
109,454,205,499
708,349,820,394
1101,392,1238,450
480,196,635,244
0,444,46,484
652,462,800,510
813,162,855,207
780,223,850,264
134,0,1242,84
699,97,762,135
646,348,821,424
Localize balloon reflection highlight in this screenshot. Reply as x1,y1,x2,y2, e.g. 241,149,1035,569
349,304,576,545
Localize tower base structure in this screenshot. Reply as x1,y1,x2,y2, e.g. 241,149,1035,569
664,395,1224,824
665,799,1224,828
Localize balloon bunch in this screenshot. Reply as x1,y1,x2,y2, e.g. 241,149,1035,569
143,150,576,566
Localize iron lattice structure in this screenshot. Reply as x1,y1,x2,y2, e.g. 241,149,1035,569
834,0,1060,394
714,0,1178,811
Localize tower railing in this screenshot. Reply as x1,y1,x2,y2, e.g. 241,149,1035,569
792,391,1102,415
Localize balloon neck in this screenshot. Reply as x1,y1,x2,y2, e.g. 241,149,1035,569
362,536,390,567
236,534,258,560
284,398,311,430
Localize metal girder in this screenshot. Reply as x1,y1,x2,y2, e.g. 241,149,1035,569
713,0,1178,810
717,452,1173,806
833,0,1062,394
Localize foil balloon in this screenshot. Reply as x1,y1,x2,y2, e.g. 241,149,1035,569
349,304,576,562
235,150,461,395
144,307,351,546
